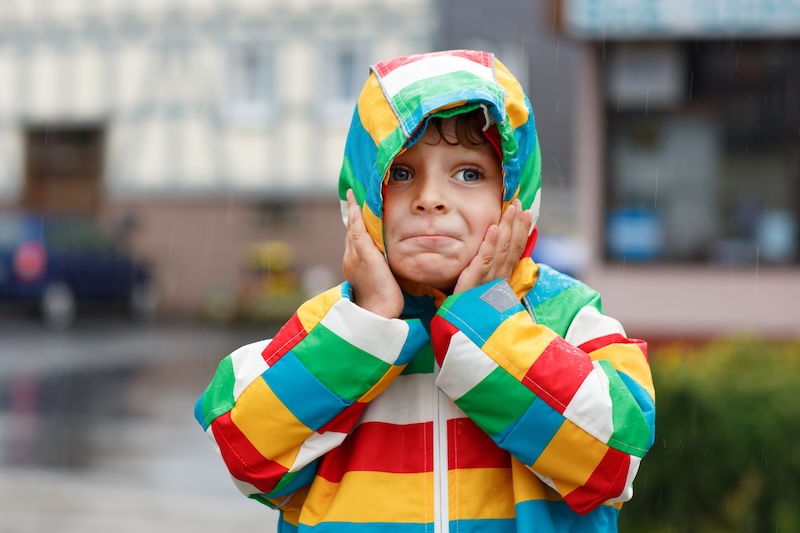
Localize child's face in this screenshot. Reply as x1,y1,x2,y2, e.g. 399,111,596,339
383,116,503,292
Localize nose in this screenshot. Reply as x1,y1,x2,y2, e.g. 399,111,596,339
413,173,449,214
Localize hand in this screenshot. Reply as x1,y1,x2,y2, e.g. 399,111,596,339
342,189,405,319
452,199,534,294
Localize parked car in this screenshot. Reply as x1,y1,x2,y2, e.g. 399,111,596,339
0,211,158,328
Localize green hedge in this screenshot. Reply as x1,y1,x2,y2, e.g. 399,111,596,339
619,337,800,533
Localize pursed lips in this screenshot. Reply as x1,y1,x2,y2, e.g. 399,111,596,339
401,230,459,240
400,233,462,250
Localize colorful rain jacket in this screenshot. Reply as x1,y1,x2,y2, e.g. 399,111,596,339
196,50,656,532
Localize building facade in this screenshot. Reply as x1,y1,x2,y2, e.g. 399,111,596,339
556,0,800,338
0,0,437,313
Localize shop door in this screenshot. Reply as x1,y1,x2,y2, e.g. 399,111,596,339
23,126,104,217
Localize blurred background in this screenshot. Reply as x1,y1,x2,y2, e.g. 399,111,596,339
0,0,798,531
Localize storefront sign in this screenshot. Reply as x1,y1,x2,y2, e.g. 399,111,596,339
563,0,800,38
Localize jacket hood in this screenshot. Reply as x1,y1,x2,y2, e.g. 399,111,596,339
339,49,541,246
338,50,542,303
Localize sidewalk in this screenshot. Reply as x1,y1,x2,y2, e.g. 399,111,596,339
0,467,277,533
0,321,280,532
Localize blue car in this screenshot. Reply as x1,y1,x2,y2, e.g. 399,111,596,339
0,211,158,328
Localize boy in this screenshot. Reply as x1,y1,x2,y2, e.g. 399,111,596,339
195,50,655,532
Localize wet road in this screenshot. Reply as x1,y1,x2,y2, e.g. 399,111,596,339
0,314,281,532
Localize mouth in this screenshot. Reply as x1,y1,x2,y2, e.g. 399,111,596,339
404,233,457,241
401,234,460,250
401,226,460,239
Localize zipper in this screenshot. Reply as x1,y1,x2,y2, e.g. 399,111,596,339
432,362,449,533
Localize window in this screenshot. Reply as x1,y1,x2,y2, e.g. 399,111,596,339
224,41,276,125
604,41,800,265
319,43,366,123
333,48,358,104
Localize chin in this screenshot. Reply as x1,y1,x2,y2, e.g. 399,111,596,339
406,271,459,292
391,256,465,291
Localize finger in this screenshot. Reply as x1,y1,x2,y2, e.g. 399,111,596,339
468,224,498,279
513,206,534,252
523,208,534,228
345,190,386,269
494,201,527,276
454,224,499,293
511,200,533,249
346,189,360,230
495,201,516,258
479,224,499,266
347,190,370,243
507,201,529,258
344,191,367,264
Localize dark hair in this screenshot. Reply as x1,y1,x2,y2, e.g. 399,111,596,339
424,108,488,148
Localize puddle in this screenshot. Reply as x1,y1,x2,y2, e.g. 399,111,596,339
0,320,280,531
0,365,140,470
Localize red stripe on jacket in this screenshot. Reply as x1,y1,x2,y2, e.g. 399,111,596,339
213,411,288,494
373,50,493,77
448,417,510,470
524,336,594,413
317,421,433,482
262,313,308,366
579,333,648,361
563,447,630,515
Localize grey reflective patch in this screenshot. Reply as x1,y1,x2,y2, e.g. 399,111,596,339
479,282,519,313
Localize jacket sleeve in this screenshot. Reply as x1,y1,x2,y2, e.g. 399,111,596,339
431,277,655,515
194,283,429,507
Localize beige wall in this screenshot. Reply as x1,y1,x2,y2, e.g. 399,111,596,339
583,265,800,339
0,0,435,320
106,197,346,315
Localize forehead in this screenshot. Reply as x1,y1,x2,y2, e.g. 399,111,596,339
396,131,500,168
397,116,499,160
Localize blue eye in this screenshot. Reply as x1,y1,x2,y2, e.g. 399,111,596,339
456,168,482,182
390,167,412,182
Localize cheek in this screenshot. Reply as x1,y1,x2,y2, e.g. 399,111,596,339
476,203,502,231
381,199,400,240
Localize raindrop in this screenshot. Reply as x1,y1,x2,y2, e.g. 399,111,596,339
168,225,176,260
654,167,659,207
555,41,560,70
755,245,760,296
